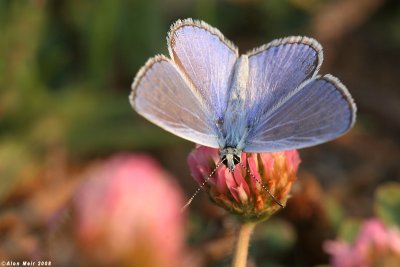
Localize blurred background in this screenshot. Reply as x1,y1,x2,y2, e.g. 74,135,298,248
1,0,400,266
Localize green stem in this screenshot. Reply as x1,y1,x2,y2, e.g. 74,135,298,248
232,222,257,267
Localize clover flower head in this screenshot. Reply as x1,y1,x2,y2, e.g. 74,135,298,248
324,218,400,267
74,153,185,267
188,146,300,222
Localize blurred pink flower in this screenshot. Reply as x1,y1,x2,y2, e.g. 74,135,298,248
187,146,300,222
324,218,400,267
73,153,186,267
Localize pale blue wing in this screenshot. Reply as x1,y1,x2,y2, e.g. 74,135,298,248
245,36,323,123
168,19,238,120
130,55,220,148
243,75,356,152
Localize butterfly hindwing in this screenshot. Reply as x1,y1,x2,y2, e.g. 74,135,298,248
244,74,356,152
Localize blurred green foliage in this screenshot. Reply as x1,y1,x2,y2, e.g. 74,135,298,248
0,0,172,201
336,217,362,243
251,218,296,264
374,182,400,227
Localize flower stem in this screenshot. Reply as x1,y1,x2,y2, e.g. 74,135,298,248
232,222,257,267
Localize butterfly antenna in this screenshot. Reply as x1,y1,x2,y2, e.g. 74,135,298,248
181,160,224,212
239,162,284,208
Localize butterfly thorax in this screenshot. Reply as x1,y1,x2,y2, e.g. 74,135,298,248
220,147,242,171
221,55,249,152
219,56,249,171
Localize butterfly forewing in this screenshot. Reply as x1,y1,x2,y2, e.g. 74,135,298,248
243,74,356,152
168,19,238,120
245,37,323,125
130,55,220,148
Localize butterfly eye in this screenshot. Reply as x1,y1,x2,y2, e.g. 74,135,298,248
233,154,241,165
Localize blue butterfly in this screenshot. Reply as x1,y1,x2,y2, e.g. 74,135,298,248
130,19,356,171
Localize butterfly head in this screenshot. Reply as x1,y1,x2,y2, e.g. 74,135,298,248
220,147,241,172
